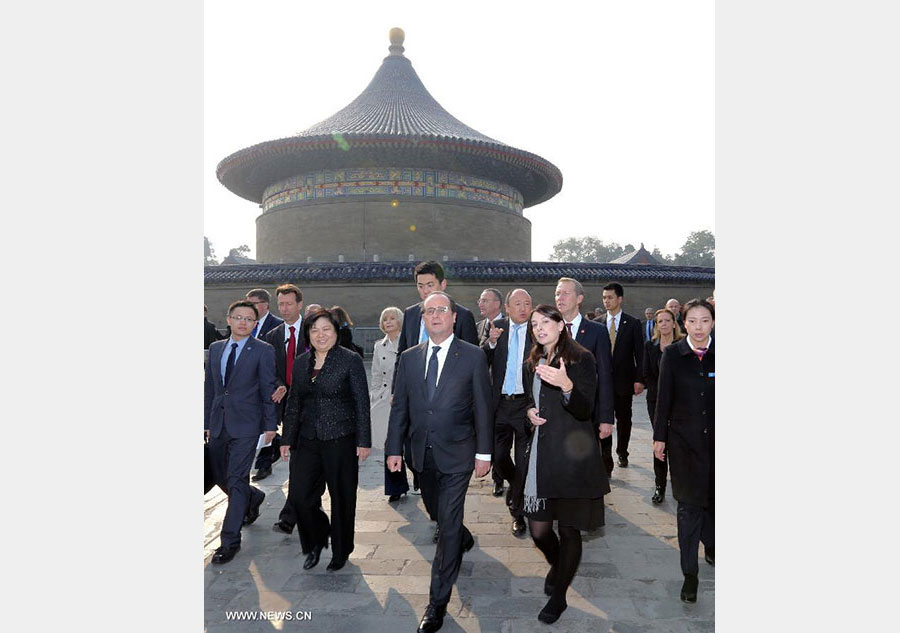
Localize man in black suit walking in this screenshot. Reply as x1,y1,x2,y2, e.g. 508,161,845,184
597,282,645,468
386,291,492,633
482,288,533,537
475,287,505,496
205,300,278,564
475,288,503,346
554,277,616,476
643,307,656,342
392,261,479,523
246,288,284,340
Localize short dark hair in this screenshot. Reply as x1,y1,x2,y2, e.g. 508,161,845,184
246,288,271,303
228,300,258,319
423,291,457,314
275,283,303,303
603,282,624,297
482,288,502,303
414,260,445,283
302,307,342,345
683,298,715,321
329,305,353,326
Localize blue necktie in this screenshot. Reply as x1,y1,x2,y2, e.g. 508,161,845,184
503,324,520,395
251,322,259,338
224,342,237,386
425,345,441,400
419,318,429,344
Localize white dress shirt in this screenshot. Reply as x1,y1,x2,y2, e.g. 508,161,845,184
606,309,621,334
565,312,583,339
282,316,302,345
424,334,491,461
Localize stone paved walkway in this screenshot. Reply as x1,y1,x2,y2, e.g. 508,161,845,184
204,391,715,632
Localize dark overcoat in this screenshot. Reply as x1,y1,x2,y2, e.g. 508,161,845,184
653,338,715,507
523,349,610,500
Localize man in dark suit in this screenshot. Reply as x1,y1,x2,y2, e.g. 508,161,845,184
554,277,616,476
204,305,224,350
475,287,505,496
393,261,479,520
475,288,503,346
396,261,479,362
482,288,533,537
643,307,656,342
386,291,492,633
205,300,278,565
263,285,322,550
666,298,685,331
246,288,284,339
597,282,645,468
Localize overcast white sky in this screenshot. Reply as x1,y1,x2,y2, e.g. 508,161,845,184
204,0,714,262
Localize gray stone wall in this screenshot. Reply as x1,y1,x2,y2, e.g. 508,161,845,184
255,198,531,264
204,279,714,331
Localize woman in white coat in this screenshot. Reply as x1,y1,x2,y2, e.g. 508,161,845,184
370,307,408,501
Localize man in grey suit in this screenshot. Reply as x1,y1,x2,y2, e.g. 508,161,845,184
205,300,278,565
386,291,492,633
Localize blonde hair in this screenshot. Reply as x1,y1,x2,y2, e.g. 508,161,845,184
651,308,684,342
378,306,404,334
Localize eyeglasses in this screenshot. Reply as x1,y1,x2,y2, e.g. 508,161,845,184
423,306,450,316
228,315,258,322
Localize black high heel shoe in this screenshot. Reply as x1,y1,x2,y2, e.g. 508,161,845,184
537,597,567,624
303,541,327,570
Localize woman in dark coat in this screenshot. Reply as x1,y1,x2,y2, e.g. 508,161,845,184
330,305,364,358
281,308,371,572
642,308,684,504
653,298,715,603
522,304,608,624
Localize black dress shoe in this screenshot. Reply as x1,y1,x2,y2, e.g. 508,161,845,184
461,531,475,555
211,544,240,565
251,466,272,482
388,492,404,502
617,455,628,468
492,482,505,497
704,547,714,566
511,517,526,538
326,557,347,572
432,524,441,543
243,492,265,525
681,573,699,603
651,485,665,504
537,597,567,624
303,543,326,570
272,520,294,535
544,566,557,596
416,603,447,633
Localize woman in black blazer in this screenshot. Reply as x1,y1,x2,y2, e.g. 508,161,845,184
642,308,684,504
282,308,371,572
522,304,608,624
653,299,715,603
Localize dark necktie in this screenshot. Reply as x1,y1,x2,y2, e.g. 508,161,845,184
251,320,259,338
224,342,237,386
286,325,296,386
565,322,573,338
425,345,441,400
694,346,708,361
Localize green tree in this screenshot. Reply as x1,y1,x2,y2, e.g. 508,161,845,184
650,246,675,264
673,230,715,267
549,237,629,263
204,236,218,266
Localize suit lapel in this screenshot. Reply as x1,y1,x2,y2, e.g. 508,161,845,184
211,342,225,386
416,342,429,402
228,339,254,385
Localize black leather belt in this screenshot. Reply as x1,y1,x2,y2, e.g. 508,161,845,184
501,393,527,400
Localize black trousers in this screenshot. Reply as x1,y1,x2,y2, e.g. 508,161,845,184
492,397,530,518
613,392,634,458
418,447,473,607
646,397,668,488
677,499,714,576
207,428,263,549
289,434,359,561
